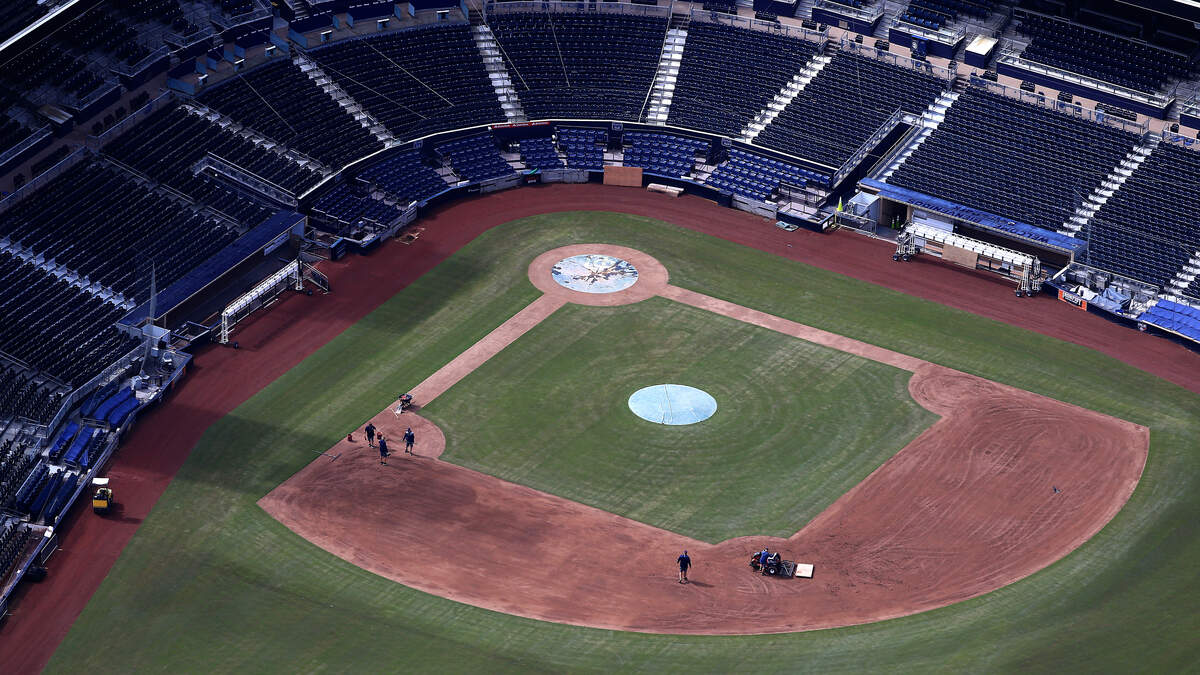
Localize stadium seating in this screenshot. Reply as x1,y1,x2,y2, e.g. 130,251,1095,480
0,521,34,579
887,87,1140,232
0,160,241,303
1138,300,1200,342
488,11,668,121
0,251,137,388
558,127,607,170
1081,142,1200,287
667,22,820,137
436,134,515,182
104,105,320,218
308,23,506,142
311,183,405,229
0,365,62,425
706,148,811,201
1017,14,1192,92
621,132,707,178
359,150,450,204
756,52,946,170
518,137,565,171
198,59,383,167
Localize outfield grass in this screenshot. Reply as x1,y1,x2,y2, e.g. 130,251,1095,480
49,212,1200,672
424,297,935,542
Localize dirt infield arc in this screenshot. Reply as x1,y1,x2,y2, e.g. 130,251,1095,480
259,245,1148,635
2,185,1193,670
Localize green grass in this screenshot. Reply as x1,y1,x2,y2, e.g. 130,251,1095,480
424,297,935,542
48,212,1200,673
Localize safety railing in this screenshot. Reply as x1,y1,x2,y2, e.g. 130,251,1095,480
688,7,828,44
969,75,1149,135
0,126,51,169
87,91,175,150
839,38,955,81
831,107,904,187
813,0,883,25
195,153,298,208
111,45,169,78
0,147,88,216
485,0,672,20
890,15,966,45
996,47,1171,110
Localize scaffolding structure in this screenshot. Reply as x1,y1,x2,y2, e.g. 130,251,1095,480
895,222,1045,296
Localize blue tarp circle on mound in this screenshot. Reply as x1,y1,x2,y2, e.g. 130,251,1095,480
628,384,717,425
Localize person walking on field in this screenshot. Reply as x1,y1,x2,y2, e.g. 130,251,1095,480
378,434,389,465
677,550,692,584
403,427,415,454
364,422,376,448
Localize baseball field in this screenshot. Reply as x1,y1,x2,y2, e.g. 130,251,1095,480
30,192,1200,671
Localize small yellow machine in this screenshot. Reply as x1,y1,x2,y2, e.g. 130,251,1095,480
92,477,114,515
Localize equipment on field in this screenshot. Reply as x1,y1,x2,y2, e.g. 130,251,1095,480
748,550,812,578
92,477,114,515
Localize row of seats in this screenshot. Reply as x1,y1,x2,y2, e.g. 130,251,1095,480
1017,14,1193,92
518,137,565,170
436,134,515,182
706,148,809,201
667,22,820,138
358,150,450,205
105,105,318,221
1083,142,1200,287
0,366,63,425
1139,300,1200,342
312,183,406,229
757,52,946,171
309,23,506,142
558,127,606,170
0,160,240,303
887,87,1139,233
621,131,707,178
198,58,383,168
0,440,36,517
488,12,667,121
24,467,79,525
0,251,138,387
0,521,33,582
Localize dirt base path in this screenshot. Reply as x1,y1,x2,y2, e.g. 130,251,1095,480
260,246,1147,635
3,184,1187,670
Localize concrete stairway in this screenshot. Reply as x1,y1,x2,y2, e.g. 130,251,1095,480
1059,134,1160,236
739,54,832,143
472,24,527,122
643,28,688,124
1163,251,1200,301
293,52,396,146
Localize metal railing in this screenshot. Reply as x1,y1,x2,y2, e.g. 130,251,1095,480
969,75,1149,135
813,0,883,25
195,153,298,207
890,15,966,44
485,0,672,20
996,47,1172,110
688,8,828,44
840,38,955,81
111,45,169,78
40,344,142,442
0,126,51,169
0,147,88,216
87,91,175,150
831,107,904,187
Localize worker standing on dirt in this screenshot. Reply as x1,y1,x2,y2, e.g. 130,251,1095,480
677,550,691,584
403,427,415,455
365,422,377,448
378,434,389,465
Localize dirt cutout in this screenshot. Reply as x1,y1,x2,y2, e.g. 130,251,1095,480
260,246,1148,635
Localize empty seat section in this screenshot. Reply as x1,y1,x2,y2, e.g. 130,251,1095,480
558,128,606,170
668,22,820,137
308,23,505,141
621,132,706,177
436,134,515,182
518,137,565,170
359,150,450,204
312,183,405,228
706,148,809,201
488,12,667,121
756,52,946,169
887,87,1139,232
1081,143,1200,287
198,59,383,167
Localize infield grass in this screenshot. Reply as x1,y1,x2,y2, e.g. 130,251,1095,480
424,297,935,542
48,212,1200,673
